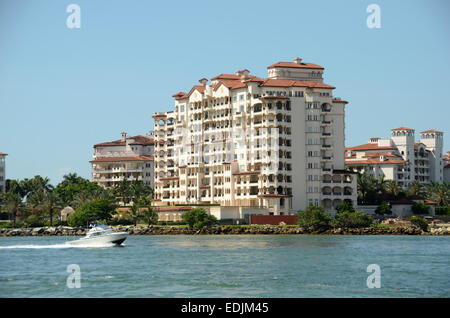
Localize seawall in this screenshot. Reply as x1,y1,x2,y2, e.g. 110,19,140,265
0,225,449,236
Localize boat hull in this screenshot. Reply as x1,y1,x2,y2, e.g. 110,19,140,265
66,232,128,246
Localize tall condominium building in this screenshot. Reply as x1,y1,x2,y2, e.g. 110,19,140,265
91,132,155,188
346,128,444,186
0,152,7,192
443,151,450,182
152,58,357,214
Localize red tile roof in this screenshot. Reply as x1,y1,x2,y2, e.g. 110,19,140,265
346,143,395,151
215,80,247,90
390,198,415,205
260,79,335,89
211,74,260,81
172,92,188,100
345,159,406,165
420,129,443,134
94,135,154,148
391,127,414,131
154,206,193,212
90,155,154,163
0,152,7,156
267,61,324,70
332,98,348,104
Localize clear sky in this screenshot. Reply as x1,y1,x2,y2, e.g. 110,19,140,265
1,0,449,185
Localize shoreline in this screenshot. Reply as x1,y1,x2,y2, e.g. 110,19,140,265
0,225,449,236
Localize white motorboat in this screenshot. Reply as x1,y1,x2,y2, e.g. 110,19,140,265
66,224,128,246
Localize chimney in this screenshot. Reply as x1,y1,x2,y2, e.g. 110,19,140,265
293,57,302,64
199,78,208,86
236,69,250,81
121,132,127,142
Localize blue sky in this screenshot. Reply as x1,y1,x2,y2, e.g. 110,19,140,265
1,0,449,185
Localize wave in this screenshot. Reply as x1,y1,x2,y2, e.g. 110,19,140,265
0,242,117,249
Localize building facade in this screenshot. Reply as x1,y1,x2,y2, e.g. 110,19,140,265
444,151,450,183
91,133,155,188
0,152,7,192
346,128,444,187
152,58,357,214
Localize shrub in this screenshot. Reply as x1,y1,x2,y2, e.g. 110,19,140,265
410,216,429,232
336,202,355,214
411,202,430,215
332,210,373,228
435,206,450,216
297,205,331,230
181,208,217,228
68,199,116,227
375,201,392,215
23,214,45,227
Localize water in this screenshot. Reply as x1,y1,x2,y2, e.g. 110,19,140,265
0,235,449,297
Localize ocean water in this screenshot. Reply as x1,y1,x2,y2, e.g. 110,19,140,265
0,235,449,297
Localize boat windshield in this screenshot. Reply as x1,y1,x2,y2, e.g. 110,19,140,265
86,224,114,237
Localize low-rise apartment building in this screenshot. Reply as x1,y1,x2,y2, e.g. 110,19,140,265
91,133,155,188
152,58,357,214
346,128,444,187
0,152,7,192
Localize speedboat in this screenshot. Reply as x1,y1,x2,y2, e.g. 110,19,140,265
66,224,128,246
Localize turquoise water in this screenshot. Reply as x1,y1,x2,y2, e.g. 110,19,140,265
0,235,449,297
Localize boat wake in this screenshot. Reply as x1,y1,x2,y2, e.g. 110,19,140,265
0,242,117,249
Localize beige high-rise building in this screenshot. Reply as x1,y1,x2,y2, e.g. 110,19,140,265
91,133,155,188
153,58,357,214
346,128,444,186
0,152,7,192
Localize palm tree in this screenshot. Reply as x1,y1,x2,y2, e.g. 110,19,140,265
375,175,387,194
384,180,399,197
127,203,141,226
5,192,23,226
41,191,62,226
138,196,158,225
114,178,131,206
426,182,449,206
357,172,377,204
408,181,424,197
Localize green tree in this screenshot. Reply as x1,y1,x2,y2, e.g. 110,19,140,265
409,216,429,232
68,199,116,227
127,203,141,226
336,202,355,214
182,208,217,228
297,205,331,231
408,181,424,197
375,201,392,215
54,173,105,208
114,178,131,206
41,191,62,226
331,210,373,228
4,192,23,226
357,172,378,205
384,180,399,197
138,196,158,225
411,202,430,215
425,182,449,206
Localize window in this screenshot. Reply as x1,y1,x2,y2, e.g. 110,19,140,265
239,94,244,101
